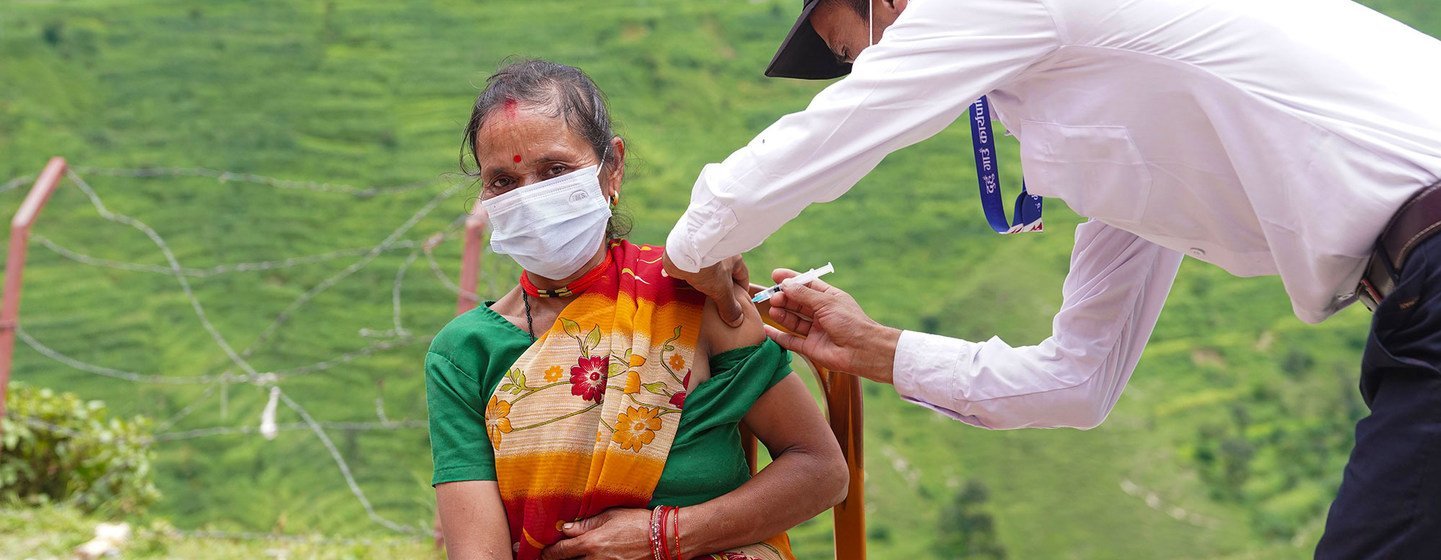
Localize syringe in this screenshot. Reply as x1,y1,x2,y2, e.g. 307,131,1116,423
751,262,835,303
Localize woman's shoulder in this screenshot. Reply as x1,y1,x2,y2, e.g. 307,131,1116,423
427,304,529,376
678,339,792,428
698,286,793,389
698,283,768,357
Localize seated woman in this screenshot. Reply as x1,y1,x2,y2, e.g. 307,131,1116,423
426,59,848,560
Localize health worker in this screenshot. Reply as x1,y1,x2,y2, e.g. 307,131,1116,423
660,0,1441,555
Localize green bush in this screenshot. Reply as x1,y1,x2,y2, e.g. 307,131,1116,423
935,479,1007,560
1,383,159,514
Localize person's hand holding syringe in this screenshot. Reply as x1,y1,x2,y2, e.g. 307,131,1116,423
751,263,835,303
755,262,903,384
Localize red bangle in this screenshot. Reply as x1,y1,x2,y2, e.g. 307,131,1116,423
649,507,664,560
672,507,683,560
658,506,673,560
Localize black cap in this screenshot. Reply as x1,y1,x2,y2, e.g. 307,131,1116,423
764,0,853,80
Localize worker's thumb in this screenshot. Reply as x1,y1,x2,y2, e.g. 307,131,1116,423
764,325,805,354
723,259,751,328
715,288,746,328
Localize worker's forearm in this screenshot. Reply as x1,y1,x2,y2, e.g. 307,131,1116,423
852,322,901,384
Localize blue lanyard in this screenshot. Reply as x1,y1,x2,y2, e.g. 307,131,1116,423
969,96,1043,233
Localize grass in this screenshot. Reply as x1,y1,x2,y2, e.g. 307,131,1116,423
0,503,434,560
0,0,1436,557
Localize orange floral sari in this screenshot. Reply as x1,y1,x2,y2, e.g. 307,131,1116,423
487,240,792,560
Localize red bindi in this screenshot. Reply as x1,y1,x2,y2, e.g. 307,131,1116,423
513,154,522,163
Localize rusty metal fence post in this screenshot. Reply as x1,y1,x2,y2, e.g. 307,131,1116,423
0,157,69,453
454,198,487,315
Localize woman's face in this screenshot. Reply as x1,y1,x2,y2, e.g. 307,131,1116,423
474,101,621,201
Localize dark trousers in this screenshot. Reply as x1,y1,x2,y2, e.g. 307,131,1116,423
1317,234,1441,559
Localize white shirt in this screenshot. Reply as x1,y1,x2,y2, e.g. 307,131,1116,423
665,0,1441,429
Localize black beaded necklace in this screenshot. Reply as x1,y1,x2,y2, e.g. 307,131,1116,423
521,291,537,342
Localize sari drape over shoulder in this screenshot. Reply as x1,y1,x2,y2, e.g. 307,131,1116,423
488,240,792,560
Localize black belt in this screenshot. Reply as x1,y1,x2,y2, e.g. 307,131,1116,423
1358,181,1441,311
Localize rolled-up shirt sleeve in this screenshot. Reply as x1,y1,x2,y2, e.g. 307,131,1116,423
665,0,1061,272
892,221,1183,430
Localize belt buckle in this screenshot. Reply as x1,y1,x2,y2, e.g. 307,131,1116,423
1358,277,1382,312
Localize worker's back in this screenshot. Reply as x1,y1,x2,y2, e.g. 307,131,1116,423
979,0,1441,321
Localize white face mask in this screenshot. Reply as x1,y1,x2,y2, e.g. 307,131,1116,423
482,164,612,281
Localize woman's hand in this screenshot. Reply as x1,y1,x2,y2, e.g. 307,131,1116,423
539,508,652,560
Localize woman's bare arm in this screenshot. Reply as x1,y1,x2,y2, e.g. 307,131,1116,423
436,480,512,560
678,282,850,554
675,372,849,556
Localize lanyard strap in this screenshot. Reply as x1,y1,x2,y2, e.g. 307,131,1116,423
969,96,1044,234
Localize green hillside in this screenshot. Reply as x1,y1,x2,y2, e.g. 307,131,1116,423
2,0,1436,557
1,505,432,560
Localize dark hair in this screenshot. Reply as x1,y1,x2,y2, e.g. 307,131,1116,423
827,0,869,18
461,59,632,239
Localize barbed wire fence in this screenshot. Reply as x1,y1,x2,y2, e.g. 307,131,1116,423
2,166,507,543
3,164,1239,547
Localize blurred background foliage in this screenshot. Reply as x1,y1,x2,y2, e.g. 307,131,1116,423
2,383,159,515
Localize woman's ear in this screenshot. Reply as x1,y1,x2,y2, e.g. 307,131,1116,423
604,136,626,200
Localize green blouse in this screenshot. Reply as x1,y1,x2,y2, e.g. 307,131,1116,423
426,303,792,507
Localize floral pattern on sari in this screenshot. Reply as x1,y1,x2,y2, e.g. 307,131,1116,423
486,241,794,560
